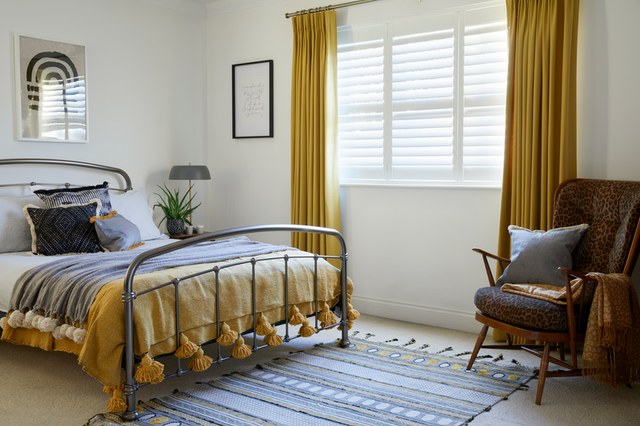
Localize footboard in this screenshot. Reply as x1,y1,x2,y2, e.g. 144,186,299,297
120,224,350,421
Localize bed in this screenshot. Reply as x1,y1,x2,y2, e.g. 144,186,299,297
0,158,354,421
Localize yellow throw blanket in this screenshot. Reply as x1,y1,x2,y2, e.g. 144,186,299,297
2,250,352,387
502,273,640,386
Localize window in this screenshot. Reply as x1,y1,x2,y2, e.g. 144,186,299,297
337,3,508,186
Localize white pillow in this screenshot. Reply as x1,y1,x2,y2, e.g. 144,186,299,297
0,195,45,253
110,188,166,241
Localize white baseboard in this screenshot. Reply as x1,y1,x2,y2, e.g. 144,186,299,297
351,295,481,334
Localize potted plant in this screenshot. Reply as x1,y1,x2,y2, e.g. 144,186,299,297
153,183,201,236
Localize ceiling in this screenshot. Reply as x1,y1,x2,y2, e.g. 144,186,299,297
138,0,287,16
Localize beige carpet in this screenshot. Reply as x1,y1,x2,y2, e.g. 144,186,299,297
1,314,639,426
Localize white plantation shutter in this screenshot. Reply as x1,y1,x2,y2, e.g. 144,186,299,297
391,14,456,181
337,3,507,186
338,27,386,180
462,14,508,183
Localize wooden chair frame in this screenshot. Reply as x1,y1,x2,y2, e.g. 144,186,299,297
466,179,640,405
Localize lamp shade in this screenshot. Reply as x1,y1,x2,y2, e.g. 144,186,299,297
169,165,211,181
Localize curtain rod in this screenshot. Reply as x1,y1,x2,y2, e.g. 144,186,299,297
285,0,380,19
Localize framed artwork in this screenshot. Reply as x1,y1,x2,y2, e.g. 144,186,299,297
13,34,88,143
232,60,273,139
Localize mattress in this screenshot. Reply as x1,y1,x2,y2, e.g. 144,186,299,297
0,239,175,313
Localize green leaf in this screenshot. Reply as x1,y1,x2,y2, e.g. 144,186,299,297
153,183,200,221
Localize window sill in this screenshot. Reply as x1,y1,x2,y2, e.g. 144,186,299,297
339,181,502,190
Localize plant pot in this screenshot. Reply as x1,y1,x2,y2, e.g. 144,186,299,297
166,219,184,236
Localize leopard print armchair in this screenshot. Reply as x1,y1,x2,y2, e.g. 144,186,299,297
475,179,640,332
468,179,640,405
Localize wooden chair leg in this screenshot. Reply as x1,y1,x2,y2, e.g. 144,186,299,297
570,341,578,368
558,342,565,361
536,341,551,405
467,325,489,370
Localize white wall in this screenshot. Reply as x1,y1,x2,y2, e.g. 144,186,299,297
208,0,640,333
0,0,208,225
577,0,640,291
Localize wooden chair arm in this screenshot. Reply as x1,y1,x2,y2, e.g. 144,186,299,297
472,247,511,287
558,266,596,339
472,247,511,264
557,267,597,283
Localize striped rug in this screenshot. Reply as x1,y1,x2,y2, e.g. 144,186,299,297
87,337,533,426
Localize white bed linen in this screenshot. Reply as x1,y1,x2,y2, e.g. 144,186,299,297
0,239,176,313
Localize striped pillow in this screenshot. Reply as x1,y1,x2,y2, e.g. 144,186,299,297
34,181,112,216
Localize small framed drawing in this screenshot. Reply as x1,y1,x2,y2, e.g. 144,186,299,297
13,33,88,143
232,60,273,139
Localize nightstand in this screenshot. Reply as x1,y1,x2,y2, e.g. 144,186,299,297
168,232,207,240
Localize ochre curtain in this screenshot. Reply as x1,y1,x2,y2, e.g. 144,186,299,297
290,11,342,266
494,0,580,341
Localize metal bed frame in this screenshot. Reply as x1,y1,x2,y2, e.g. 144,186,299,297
121,224,350,420
0,159,351,421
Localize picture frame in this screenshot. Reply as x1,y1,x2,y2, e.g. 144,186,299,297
13,33,88,143
232,60,273,139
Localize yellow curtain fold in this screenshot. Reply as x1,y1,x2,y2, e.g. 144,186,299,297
494,0,580,342
290,11,342,266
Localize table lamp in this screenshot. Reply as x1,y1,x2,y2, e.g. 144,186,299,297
169,163,211,226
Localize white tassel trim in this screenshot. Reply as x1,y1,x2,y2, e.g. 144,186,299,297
73,328,87,344
65,325,77,340
38,317,57,333
7,311,25,328
6,310,85,343
32,314,44,329
24,310,37,329
52,326,64,340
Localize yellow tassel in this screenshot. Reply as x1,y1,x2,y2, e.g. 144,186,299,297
175,333,199,358
289,305,306,326
103,384,117,395
255,313,273,336
90,210,118,223
320,321,338,329
107,387,127,412
299,318,316,337
318,303,337,325
149,373,165,385
216,322,238,346
338,321,354,331
263,328,282,346
348,303,360,321
188,347,213,372
134,353,164,384
126,242,145,251
230,336,252,359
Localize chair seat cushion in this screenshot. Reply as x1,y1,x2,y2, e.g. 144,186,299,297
474,287,589,332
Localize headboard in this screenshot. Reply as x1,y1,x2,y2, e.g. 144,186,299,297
0,158,133,194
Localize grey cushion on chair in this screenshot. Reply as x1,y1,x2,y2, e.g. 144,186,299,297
496,224,589,288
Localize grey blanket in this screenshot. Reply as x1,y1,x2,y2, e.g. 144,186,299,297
10,237,293,326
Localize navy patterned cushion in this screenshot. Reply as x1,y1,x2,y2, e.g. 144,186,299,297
23,200,104,256
34,182,112,217
474,287,589,332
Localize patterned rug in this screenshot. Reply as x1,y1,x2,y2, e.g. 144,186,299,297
87,337,534,426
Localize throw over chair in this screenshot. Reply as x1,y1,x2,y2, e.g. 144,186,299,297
467,179,640,404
